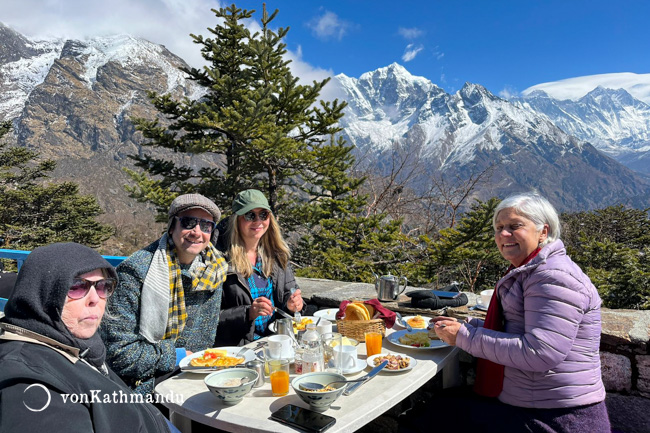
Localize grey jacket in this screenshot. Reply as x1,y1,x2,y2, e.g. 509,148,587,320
456,240,606,409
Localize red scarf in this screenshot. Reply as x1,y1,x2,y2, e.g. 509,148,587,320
473,247,541,397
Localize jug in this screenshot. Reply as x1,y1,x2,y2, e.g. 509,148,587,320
373,272,408,301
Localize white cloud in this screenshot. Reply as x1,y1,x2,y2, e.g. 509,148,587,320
398,27,424,40
1,0,333,87
402,43,424,62
2,0,222,68
307,11,349,41
498,86,519,99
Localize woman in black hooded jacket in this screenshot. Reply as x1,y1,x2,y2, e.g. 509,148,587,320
0,242,174,433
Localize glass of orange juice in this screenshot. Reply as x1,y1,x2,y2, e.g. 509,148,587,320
269,359,290,396
365,331,382,357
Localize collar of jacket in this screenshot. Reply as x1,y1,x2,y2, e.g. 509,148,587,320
496,239,563,286
0,322,81,363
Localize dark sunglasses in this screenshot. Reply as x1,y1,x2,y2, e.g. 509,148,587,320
68,278,117,300
176,216,216,233
243,210,270,222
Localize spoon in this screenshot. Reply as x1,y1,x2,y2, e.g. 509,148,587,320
298,376,369,391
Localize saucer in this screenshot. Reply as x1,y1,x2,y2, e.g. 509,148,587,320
342,359,367,375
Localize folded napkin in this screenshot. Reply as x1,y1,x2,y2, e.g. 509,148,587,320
407,290,468,309
335,299,397,328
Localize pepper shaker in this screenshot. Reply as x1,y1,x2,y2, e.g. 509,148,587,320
246,360,265,388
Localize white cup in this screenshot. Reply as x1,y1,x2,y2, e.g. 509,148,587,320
316,319,333,335
268,334,294,359
333,344,357,372
478,289,494,307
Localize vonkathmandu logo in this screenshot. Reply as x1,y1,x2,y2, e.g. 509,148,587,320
23,385,184,411
23,384,52,412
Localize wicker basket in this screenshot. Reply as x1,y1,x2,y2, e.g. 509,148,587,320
336,319,385,342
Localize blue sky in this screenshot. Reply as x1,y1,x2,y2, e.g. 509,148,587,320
3,0,649,97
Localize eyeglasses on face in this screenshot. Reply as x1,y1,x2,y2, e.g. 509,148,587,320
243,210,270,222
176,216,216,233
68,278,117,299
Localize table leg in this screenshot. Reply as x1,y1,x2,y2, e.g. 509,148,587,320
442,351,461,388
170,411,192,433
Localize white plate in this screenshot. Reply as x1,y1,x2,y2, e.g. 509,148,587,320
333,358,367,375
366,353,417,373
268,316,317,333
394,315,430,330
314,308,339,321
179,347,256,373
386,329,449,350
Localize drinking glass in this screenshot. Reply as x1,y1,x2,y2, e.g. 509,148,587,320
365,331,383,357
321,332,343,374
269,359,290,396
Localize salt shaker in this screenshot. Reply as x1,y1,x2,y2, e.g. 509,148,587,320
246,360,265,388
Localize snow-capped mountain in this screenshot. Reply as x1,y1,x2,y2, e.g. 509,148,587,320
332,64,649,210
1,23,648,212
513,85,650,174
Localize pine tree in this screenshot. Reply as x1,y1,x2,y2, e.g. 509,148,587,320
418,198,505,290
0,121,113,263
127,4,347,220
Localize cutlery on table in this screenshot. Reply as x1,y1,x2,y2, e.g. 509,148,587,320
395,312,413,332
299,376,369,391
343,360,388,396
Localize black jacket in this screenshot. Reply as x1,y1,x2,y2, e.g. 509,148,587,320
215,262,302,346
0,324,170,433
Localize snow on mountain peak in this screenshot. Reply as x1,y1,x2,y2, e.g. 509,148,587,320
522,72,650,105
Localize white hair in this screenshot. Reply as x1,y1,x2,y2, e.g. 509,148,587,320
493,192,560,245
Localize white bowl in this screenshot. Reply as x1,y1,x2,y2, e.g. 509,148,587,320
204,368,258,405
291,372,347,412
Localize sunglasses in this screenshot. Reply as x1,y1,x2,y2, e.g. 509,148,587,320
243,210,270,222
176,216,216,233
68,278,117,300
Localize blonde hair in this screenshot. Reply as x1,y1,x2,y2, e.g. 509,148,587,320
227,212,290,278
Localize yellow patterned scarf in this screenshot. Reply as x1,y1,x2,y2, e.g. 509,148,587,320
163,239,227,340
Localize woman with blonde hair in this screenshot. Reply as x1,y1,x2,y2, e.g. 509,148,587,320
215,189,304,346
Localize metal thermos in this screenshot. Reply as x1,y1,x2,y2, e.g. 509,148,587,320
246,360,265,388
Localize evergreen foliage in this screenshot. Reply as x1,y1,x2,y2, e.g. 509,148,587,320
128,4,349,223
562,206,650,309
0,121,113,264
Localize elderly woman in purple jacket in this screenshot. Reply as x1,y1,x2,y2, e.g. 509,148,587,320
428,193,610,433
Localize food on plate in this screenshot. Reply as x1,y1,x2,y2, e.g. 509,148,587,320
189,349,244,367
344,302,372,320
330,336,357,347
398,332,432,347
406,315,426,329
293,317,313,332
373,354,410,370
427,325,441,340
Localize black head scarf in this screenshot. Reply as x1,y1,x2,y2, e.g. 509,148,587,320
2,242,117,369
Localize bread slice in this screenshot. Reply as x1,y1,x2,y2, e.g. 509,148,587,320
345,303,370,320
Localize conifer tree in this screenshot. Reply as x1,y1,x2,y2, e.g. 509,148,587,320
127,4,348,219
0,121,113,260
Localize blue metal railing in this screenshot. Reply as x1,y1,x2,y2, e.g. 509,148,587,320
0,249,126,272
0,249,126,313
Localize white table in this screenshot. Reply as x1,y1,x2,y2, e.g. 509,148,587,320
155,330,460,433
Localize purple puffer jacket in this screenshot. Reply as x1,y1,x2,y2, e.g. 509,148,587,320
456,240,606,409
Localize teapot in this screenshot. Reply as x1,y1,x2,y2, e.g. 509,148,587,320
373,272,408,301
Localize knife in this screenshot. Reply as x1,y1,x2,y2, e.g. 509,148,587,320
343,360,388,395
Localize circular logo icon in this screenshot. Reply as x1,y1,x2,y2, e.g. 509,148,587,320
23,383,51,412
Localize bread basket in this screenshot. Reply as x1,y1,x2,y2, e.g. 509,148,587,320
335,319,385,342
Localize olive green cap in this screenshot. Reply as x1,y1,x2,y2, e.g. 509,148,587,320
232,189,271,215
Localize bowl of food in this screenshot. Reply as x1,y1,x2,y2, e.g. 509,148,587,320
204,368,259,405
291,372,347,412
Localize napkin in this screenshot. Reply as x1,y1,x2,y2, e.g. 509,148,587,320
335,299,397,328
